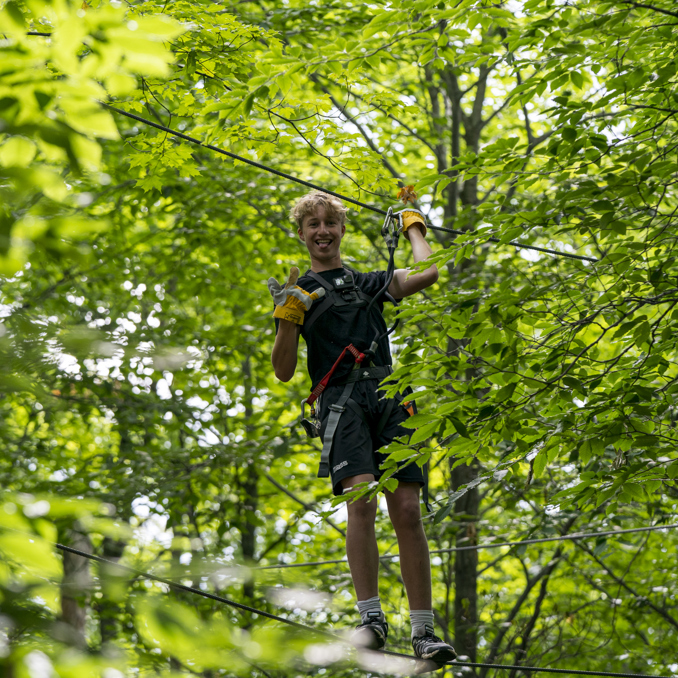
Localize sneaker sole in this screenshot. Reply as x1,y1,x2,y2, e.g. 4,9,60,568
352,627,386,651
423,646,457,665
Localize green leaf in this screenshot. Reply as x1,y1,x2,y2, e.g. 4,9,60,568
0,1,25,32
495,382,517,402
448,415,470,438
579,440,592,465
400,413,440,430
0,137,36,167
362,11,393,39
533,450,548,478
408,420,440,445
243,93,255,117
570,70,584,89
562,127,577,143
383,477,399,492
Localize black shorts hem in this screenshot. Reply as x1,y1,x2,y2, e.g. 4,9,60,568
331,469,425,497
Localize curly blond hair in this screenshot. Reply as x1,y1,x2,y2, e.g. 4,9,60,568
290,190,348,229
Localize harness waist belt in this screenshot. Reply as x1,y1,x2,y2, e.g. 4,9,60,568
338,365,393,385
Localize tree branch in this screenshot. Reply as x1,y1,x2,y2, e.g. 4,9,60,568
619,0,678,18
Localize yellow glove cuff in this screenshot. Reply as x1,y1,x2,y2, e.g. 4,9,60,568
401,209,427,239
273,305,305,325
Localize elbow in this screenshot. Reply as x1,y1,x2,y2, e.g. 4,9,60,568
424,264,439,287
275,370,293,383
272,361,295,382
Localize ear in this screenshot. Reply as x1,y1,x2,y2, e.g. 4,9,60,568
298,226,305,241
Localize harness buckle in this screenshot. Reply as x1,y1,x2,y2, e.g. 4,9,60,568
329,403,345,413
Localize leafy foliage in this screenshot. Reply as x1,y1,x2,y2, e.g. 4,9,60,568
1,0,678,676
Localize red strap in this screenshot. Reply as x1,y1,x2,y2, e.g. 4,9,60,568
306,344,365,406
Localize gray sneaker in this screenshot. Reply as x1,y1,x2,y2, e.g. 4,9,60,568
412,626,457,664
353,611,389,650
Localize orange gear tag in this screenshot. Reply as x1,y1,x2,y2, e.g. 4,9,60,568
397,185,417,204
403,400,415,417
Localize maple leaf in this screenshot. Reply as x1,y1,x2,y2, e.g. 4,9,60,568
135,175,164,193
179,163,202,178
397,185,417,204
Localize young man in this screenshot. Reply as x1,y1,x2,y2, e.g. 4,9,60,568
268,191,456,663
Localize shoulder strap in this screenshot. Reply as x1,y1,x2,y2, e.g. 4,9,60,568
306,270,333,291
304,294,335,333
303,267,378,334
302,272,337,334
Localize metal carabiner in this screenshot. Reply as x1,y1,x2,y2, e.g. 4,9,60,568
300,398,320,438
380,206,400,249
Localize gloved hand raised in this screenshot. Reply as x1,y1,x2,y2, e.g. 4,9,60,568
268,267,326,325
397,208,427,240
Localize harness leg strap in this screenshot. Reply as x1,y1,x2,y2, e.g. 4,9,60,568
318,381,356,478
423,461,432,514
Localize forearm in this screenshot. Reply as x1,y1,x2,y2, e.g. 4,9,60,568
404,227,438,285
408,227,435,265
271,320,300,382
388,226,439,298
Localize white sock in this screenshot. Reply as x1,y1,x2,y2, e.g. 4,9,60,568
357,596,383,623
410,609,434,638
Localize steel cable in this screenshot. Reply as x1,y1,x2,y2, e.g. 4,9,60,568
24,32,599,264
101,103,599,264
8,538,665,678
254,522,678,570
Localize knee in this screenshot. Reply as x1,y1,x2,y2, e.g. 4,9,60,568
390,498,422,532
347,497,378,523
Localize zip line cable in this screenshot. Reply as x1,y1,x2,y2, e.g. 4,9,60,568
54,541,335,637
24,30,599,263
24,31,599,261
253,522,678,570
34,540,672,678
100,103,598,264
102,103,381,214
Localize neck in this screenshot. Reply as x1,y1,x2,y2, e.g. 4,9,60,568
310,255,343,272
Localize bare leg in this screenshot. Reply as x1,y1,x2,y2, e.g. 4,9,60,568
385,482,431,610
341,473,380,601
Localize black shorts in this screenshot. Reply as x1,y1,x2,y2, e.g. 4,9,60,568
317,380,425,496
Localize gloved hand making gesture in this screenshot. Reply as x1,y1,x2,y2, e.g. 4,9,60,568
268,266,325,325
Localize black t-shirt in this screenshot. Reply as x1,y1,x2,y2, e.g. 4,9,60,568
275,267,394,388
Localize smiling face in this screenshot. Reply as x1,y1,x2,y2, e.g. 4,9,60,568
298,205,346,270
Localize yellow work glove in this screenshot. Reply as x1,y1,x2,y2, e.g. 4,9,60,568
396,208,427,239
267,267,326,325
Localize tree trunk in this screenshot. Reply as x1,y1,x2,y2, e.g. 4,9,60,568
97,535,126,646
451,462,479,660
60,527,92,648
241,356,258,601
